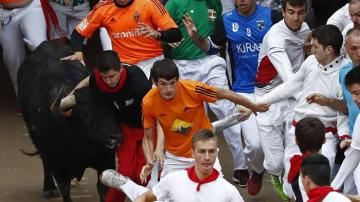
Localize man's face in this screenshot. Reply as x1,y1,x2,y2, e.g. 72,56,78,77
348,83,360,107
346,34,360,65
282,3,306,32
311,38,329,65
192,138,218,177
114,0,131,6
350,2,360,28
234,0,256,16
100,69,121,88
155,78,178,100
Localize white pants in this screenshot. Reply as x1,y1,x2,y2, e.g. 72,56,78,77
135,55,164,79
161,151,222,178
0,0,46,95
49,1,90,39
174,55,263,172
254,97,294,176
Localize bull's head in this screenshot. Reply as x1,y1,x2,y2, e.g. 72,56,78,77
70,87,122,149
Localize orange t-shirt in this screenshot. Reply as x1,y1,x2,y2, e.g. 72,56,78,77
142,80,217,158
76,0,177,64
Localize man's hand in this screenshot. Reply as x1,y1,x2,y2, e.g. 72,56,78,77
61,51,85,65
140,163,154,184
154,149,165,170
306,93,330,106
304,32,313,56
251,103,270,113
137,22,161,40
340,139,352,149
236,106,252,122
182,13,199,40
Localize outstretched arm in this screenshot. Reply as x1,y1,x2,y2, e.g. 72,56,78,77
215,87,269,112
182,13,225,54
306,93,348,113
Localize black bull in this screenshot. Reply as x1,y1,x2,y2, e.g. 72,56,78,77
17,41,122,202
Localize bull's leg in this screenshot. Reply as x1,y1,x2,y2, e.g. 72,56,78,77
41,159,60,198
57,181,72,202
97,171,109,202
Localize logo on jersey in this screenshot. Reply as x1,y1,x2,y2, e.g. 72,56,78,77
236,42,261,53
246,28,251,37
232,22,239,32
208,9,217,22
134,11,141,23
78,19,88,31
256,20,265,31
170,119,193,135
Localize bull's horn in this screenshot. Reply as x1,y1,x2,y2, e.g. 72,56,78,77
60,95,76,110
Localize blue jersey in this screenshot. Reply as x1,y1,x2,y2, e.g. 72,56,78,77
223,5,273,93
339,63,360,135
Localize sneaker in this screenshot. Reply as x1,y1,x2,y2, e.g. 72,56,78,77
100,169,128,188
270,174,289,201
247,171,264,195
232,169,249,187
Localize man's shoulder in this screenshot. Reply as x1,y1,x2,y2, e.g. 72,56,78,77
123,64,145,76
142,88,159,104
323,192,351,202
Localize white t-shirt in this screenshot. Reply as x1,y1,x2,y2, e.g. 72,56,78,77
152,170,243,202
322,191,351,202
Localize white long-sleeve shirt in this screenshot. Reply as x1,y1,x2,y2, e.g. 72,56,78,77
327,3,352,32
256,19,310,93
258,55,350,137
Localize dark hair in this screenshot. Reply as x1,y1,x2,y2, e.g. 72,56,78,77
295,117,325,153
345,66,360,88
150,58,179,82
311,25,343,56
282,0,307,11
97,50,122,72
345,28,360,42
192,129,218,148
301,153,331,186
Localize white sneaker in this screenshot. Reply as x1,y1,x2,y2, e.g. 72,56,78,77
100,169,128,188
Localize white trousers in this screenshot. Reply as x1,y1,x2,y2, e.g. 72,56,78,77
0,0,46,95
48,1,90,39
254,97,294,176
135,55,164,79
174,55,264,173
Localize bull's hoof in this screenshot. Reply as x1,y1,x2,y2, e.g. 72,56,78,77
43,189,60,198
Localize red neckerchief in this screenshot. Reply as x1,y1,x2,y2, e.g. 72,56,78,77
288,152,311,183
186,166,219,192
94,68,127,93
307,186,337,202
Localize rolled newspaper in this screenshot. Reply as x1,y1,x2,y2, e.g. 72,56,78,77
212,112,243,131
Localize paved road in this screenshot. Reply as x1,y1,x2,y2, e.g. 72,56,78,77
0,64,282,202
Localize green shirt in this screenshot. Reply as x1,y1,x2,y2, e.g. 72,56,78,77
165,0,222,60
